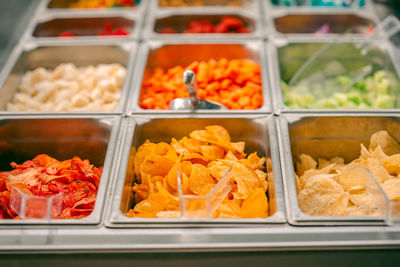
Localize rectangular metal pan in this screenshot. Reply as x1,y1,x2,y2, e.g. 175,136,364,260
142,10,263,40
267,10,377,38
0,41,137,115
278,113,400,226
41,0,147,14
0,115,121,226
265,0,374,12
153,0,256,11
25,12,141,41
105,115,286,227
127,40,271,114
267,38,400,114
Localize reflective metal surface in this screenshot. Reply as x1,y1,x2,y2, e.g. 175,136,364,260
278,114,400,225
0,41,137,114
127,40,271,114
0,115,121,226
268,38,400,113
107,115,286,227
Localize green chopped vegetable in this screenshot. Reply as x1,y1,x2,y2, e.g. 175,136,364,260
282,70,399,109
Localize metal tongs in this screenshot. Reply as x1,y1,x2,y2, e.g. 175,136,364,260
169,70,227,110
288,15,400,95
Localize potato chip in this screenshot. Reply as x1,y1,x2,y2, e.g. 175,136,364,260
131,192,168,218
140,155,175,178
181,137,206,153
345,205,379,216
231,163,259,199
208,161,231,181
166,165,179,191
338,162,368,192
300,164,337,185
129,125,270,219
359,144,371,160
225,150,238,161
134,142,156,177
240,188,269,218
212,199,242,219
171,138,190,155
365,158,393,183
298,175,349,216
349,193,377,213
180,160,192,177
156,181,179,202
370,146,388,162
296,154,317,176
381,179,400,201
182,152,209,165
369,130,400,156
231,142,245,154
295,173,301,192
255,169,268,183
132,183,149,202
205,125,231,143
318,158,331,169
383,154,400,175
154,142,171,155
188,164,215,196
239,152,266,170
201,145,225,161
190,125,235,151
165,148,179,163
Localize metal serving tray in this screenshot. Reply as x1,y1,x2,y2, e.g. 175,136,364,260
105,115,286,227
127,40,271,114
268,38,400,113
267,10,377,38
277,113,400,226
26,12,141,41
41,0,147,14
0,41,137,115
143,10,263,40
0,115,121,226
265,0,373,11
154,0,256,10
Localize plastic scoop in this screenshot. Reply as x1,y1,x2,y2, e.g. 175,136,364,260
177,167,234,218
288,15,400,96
169,70,227,110
10,187,64,219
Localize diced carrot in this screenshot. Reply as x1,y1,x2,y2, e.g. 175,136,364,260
138,58,263,110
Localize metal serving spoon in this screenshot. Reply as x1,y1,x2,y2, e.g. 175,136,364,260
169,70,226,110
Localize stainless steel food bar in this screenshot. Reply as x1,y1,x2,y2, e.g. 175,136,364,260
267,37,400,114
0,115,121,226
105,114,286,227
127,40,271,114
143,9,263,40
24,12,142,41
0,40,137,115
267,10,377,38
278,113,400,226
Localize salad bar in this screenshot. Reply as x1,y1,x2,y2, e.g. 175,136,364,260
1,0,400,254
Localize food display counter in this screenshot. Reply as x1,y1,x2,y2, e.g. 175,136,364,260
1,0,400,262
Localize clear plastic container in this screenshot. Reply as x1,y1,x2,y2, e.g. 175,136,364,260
177,167,234,218
10,187,64,220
